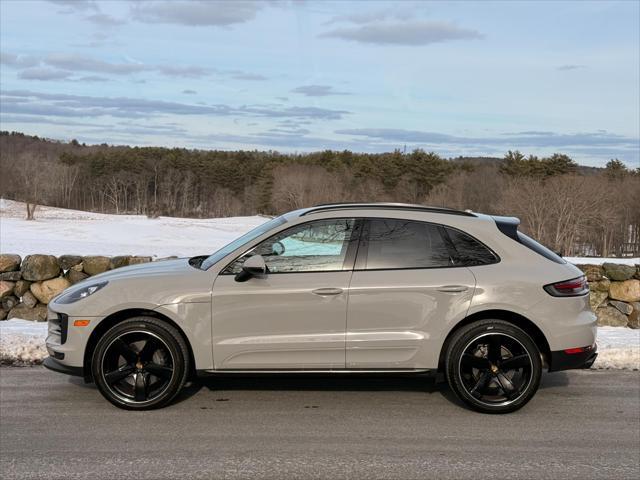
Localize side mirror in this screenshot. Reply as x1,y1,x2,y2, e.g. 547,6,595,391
235,254,267,282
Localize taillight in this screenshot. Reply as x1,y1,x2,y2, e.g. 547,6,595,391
543,275,589,297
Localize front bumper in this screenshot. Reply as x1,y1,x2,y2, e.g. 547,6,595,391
548,344,598,372
43,356,84,377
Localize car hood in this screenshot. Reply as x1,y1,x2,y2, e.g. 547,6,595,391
52,258,215,315
85,258,195,283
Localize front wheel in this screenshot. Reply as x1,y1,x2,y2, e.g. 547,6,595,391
92,317,190,410
445,320,542,414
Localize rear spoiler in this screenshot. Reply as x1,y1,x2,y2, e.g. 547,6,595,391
492,216,520,241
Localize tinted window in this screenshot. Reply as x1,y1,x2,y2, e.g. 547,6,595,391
445,227,498,266
224,218,355,274
364,219,453,269
517,232,566,264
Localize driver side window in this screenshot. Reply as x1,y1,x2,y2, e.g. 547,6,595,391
224,218,356,274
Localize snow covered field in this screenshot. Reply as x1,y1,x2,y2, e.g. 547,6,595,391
1,319,637,369
1,199,637,265
0,199,268,258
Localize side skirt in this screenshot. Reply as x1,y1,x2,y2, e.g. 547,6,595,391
196,368,434,376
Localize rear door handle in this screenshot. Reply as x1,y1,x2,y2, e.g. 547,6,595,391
436,285,469,293
312,288,344,296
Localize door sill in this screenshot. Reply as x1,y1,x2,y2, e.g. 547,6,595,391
197,368,433,376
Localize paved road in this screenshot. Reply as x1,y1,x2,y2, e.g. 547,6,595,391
1,368,639,479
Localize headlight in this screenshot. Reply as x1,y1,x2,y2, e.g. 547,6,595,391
56,281,108,304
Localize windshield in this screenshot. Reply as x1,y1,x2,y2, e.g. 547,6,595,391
200,216,287,270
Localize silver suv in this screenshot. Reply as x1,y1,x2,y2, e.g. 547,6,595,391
45,203,597,413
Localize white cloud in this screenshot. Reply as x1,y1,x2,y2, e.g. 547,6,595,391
291,85,350,96
321,20,484,46
132,0,263,27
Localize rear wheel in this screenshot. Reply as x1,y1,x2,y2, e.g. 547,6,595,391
445,320,542,414
92,317,190,410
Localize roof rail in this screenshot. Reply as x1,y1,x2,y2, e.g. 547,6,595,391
300,202,476,217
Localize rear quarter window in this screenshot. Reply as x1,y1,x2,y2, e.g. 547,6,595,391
444,227,499,266
517,232,566,264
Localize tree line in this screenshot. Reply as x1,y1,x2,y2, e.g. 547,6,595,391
1,131,638,257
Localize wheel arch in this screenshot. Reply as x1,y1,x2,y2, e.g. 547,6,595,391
82,308,197,382
437,309,551,372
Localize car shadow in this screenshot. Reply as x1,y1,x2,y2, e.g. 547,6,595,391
173,373,467,409
174,371,572,409
65,369,570,410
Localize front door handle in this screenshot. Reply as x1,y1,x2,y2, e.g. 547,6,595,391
436,285,469,293
312,288,344,296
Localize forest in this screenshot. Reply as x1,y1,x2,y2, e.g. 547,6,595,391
1,131,638,257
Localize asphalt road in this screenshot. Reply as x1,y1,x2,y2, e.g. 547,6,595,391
1,368,639,480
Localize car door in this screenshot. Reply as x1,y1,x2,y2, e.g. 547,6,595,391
211,218,360,370
346,218,476,370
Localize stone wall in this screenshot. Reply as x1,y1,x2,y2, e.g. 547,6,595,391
1,254,639,327
577,263,640,329
0,254,159,321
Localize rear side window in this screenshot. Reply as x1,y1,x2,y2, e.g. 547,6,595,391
444,227,499,266
517,232,566,264
363,219,453,269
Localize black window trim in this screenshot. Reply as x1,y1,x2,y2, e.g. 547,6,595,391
353,217,500,272
219,217,363,275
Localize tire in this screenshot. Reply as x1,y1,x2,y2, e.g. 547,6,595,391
92,317,190,410
445,319,542,414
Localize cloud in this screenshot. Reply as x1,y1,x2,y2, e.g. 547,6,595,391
266,127,311,136
3,51,268,81
44,53,148,75
324,9,411,26
291,85,350,96
0,52,39,67
502,131,556,136
1,90,350,121
46,0,98,12
7,52,210,79
231,72,268,81
335,128,639,149
131,0,263,27
0,114,106,127
320,20,484,46
85,14,126,27
78,75,110,82
18,67,73,81
182,89,197,95
155,65,210,78
556,64,587,71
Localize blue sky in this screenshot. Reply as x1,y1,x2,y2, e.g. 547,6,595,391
1,0,638,167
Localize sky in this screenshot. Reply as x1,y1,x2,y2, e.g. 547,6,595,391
0,0,639,167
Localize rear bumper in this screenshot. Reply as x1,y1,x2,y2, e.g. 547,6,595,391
548,344,598,372
43,356,84,377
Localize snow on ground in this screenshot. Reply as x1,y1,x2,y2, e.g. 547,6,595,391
0,320,48,366
0,199,269,258
1,319,638,370
594,327,640,370
1,199,637,265
564,257,639,266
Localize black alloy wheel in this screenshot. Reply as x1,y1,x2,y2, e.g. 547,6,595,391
446,320,542,413
92,317,189,410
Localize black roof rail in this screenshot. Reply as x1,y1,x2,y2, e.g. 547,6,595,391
300,202,476,217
